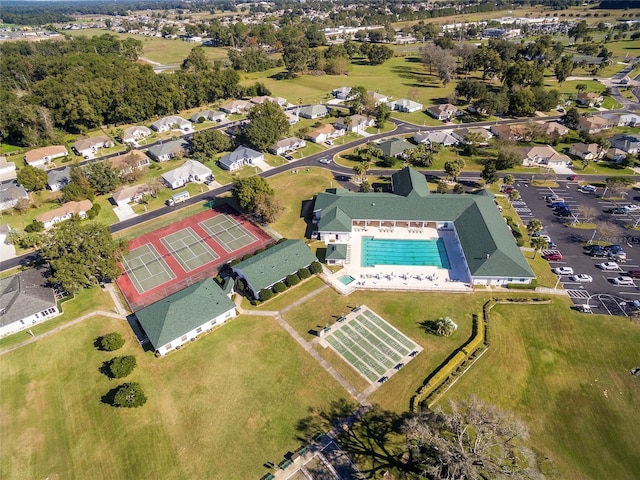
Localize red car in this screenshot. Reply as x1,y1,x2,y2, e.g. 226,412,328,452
542,250,563,261
627,270,640,278
567,174,578,181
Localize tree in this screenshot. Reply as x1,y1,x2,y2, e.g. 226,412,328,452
509,189,521,201
406,144,434,168
526,218,543,236
444,159,465,182
40,219,127,293
554,56,574,85
605,176,634,199
84,161,120,195
191,129,233,161
563,107,580,130
309,261,322,274
374,103,391,128
113,382,147,408
404,396,541,479
16,166,47,191
495,148,521,170
282,44,310,76
359,180,372,192
503,174,515,186
232,175,278,221
108,355,137,378
362,44,393,65
181,47,210,72
576,83,588,94
434,317,457,336
243,100,289,151
481,161,498,184
530,237,548,258
577,205,597,224
453,183,464,194
99,332,125,351
436,181,448,194
253,192,283,223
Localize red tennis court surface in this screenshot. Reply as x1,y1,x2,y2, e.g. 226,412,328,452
116,207,272,311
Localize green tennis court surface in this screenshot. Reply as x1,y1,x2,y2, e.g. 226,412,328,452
121,244,176,294
160,227,219,272
199,214,257,252
321,306,421,383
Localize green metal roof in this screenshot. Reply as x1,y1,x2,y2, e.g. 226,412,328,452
326,243,348,260
232,240,317,294
313,168,533,280
135,278,235,350
378,138,415,157
391,167,430,198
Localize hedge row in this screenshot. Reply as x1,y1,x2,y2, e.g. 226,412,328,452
506,279,538,289
504,216,525,247
256,261,322,303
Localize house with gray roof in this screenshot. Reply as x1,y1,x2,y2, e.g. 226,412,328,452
332,86,353,100
610,134,640,154
150,115,192,133
218,145,263,171
0,182,28,211
377,138,416,158
190,110,226,123
387,98,423,113
312,167,534,286
298,104,328,119
232,240,317,299
146,139,188,162
47,166,71,192
121,126,152,144
0,268,60,337
161,160,212,189
135,278,236,356
413,131,458,147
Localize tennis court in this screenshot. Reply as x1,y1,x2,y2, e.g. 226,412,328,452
199,214,257,252
160,227,219,272
121,244,176,294
321,305,421,383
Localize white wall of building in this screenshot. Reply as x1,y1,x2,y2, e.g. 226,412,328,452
0,306,60,337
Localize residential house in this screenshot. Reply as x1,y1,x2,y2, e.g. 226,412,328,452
332,86,353,100
387,98,423,113
47,166,71,192
610,134,640,154
250,96,287,107
0,268,60,338
146,139,188,162
269,137,306,156
576,92,603,107
307,124,345,144
218,145,264,171
121,126,152,144
219,99,251,114
577,115,615,134
368,91,389,105
0,157,17,182
413,131,458,147
539,121,569,137
569,142,601,161
24,145,68,168
150,115,192,133
616,113,640,127
189,110,226,123
112,183,151,206
522,145,571,167
73,136,114,158
426,103,461,121
335,115,375,134
161,160,212,189
285,111,299,125
36,199,92,229
490,123,527,141
135,278,236,356
452,127,492,146
377,138,416,158
110,150,150,174
232,240,317,299
606,147,628,164
0,183,28,211
298,104,328,119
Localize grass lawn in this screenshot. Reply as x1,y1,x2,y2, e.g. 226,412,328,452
245,276,325,312
442,298,640,480
0,314,348,480
268,167,336,239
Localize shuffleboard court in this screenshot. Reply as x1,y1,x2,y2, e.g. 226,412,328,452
320,305,422,384
160,227,219,273
199,214,257,252
121,244,176,294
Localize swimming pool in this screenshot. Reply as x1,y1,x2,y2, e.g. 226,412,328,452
361,237,451,268
339,275,356,285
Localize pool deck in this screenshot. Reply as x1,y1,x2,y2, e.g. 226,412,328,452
325,226,473,294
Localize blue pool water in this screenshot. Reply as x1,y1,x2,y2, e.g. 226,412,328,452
339,275,356,285
361,237,451,268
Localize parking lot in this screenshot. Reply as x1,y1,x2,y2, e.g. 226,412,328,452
511,176,640,316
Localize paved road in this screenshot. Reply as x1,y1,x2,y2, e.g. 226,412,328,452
2,108,639,273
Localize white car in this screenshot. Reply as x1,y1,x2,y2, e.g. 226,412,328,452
318,158,332,164
613,276,634,285
624,204,640,212
570,274,593,283
553,267,574,275
598,262,620,271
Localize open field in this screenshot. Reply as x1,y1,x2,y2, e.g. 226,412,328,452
0,314,347,480
443,299,640,480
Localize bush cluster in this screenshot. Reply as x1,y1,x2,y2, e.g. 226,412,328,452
99,332,125,351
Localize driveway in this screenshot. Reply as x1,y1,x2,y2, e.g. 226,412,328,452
0,234,16,261
113,203,138,221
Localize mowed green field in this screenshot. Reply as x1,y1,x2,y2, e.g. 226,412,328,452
0,315,347,480
443,300,640,480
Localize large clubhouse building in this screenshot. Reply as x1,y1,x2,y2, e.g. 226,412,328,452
313,167,534,288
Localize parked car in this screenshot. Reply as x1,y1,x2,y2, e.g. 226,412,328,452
567,174,577,181
556,207,572,217
543,250,563,261
585,244,604,252
627,270,640,278
612,276,634,285
604,244,623,253
605,207,627,215
609,251,627,261
590,249,609,258
579,185,597,193
623,204,640,212
545,194,561,203
553,267,574,275
324,139,334,146
551,201,568,209
598,262,620,271
570,274,593,282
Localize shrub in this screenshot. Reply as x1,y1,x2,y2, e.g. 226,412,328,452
259,288,274,301
309,261,322,274
25,220,44,233
113,382,147,408
99,332,124,351
241,253,252,261
506,280,538,289
285,273,300,287
297,267,311,279
276,237,288,244
272,282,287,293
229,258,241,266
108,355,137,378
